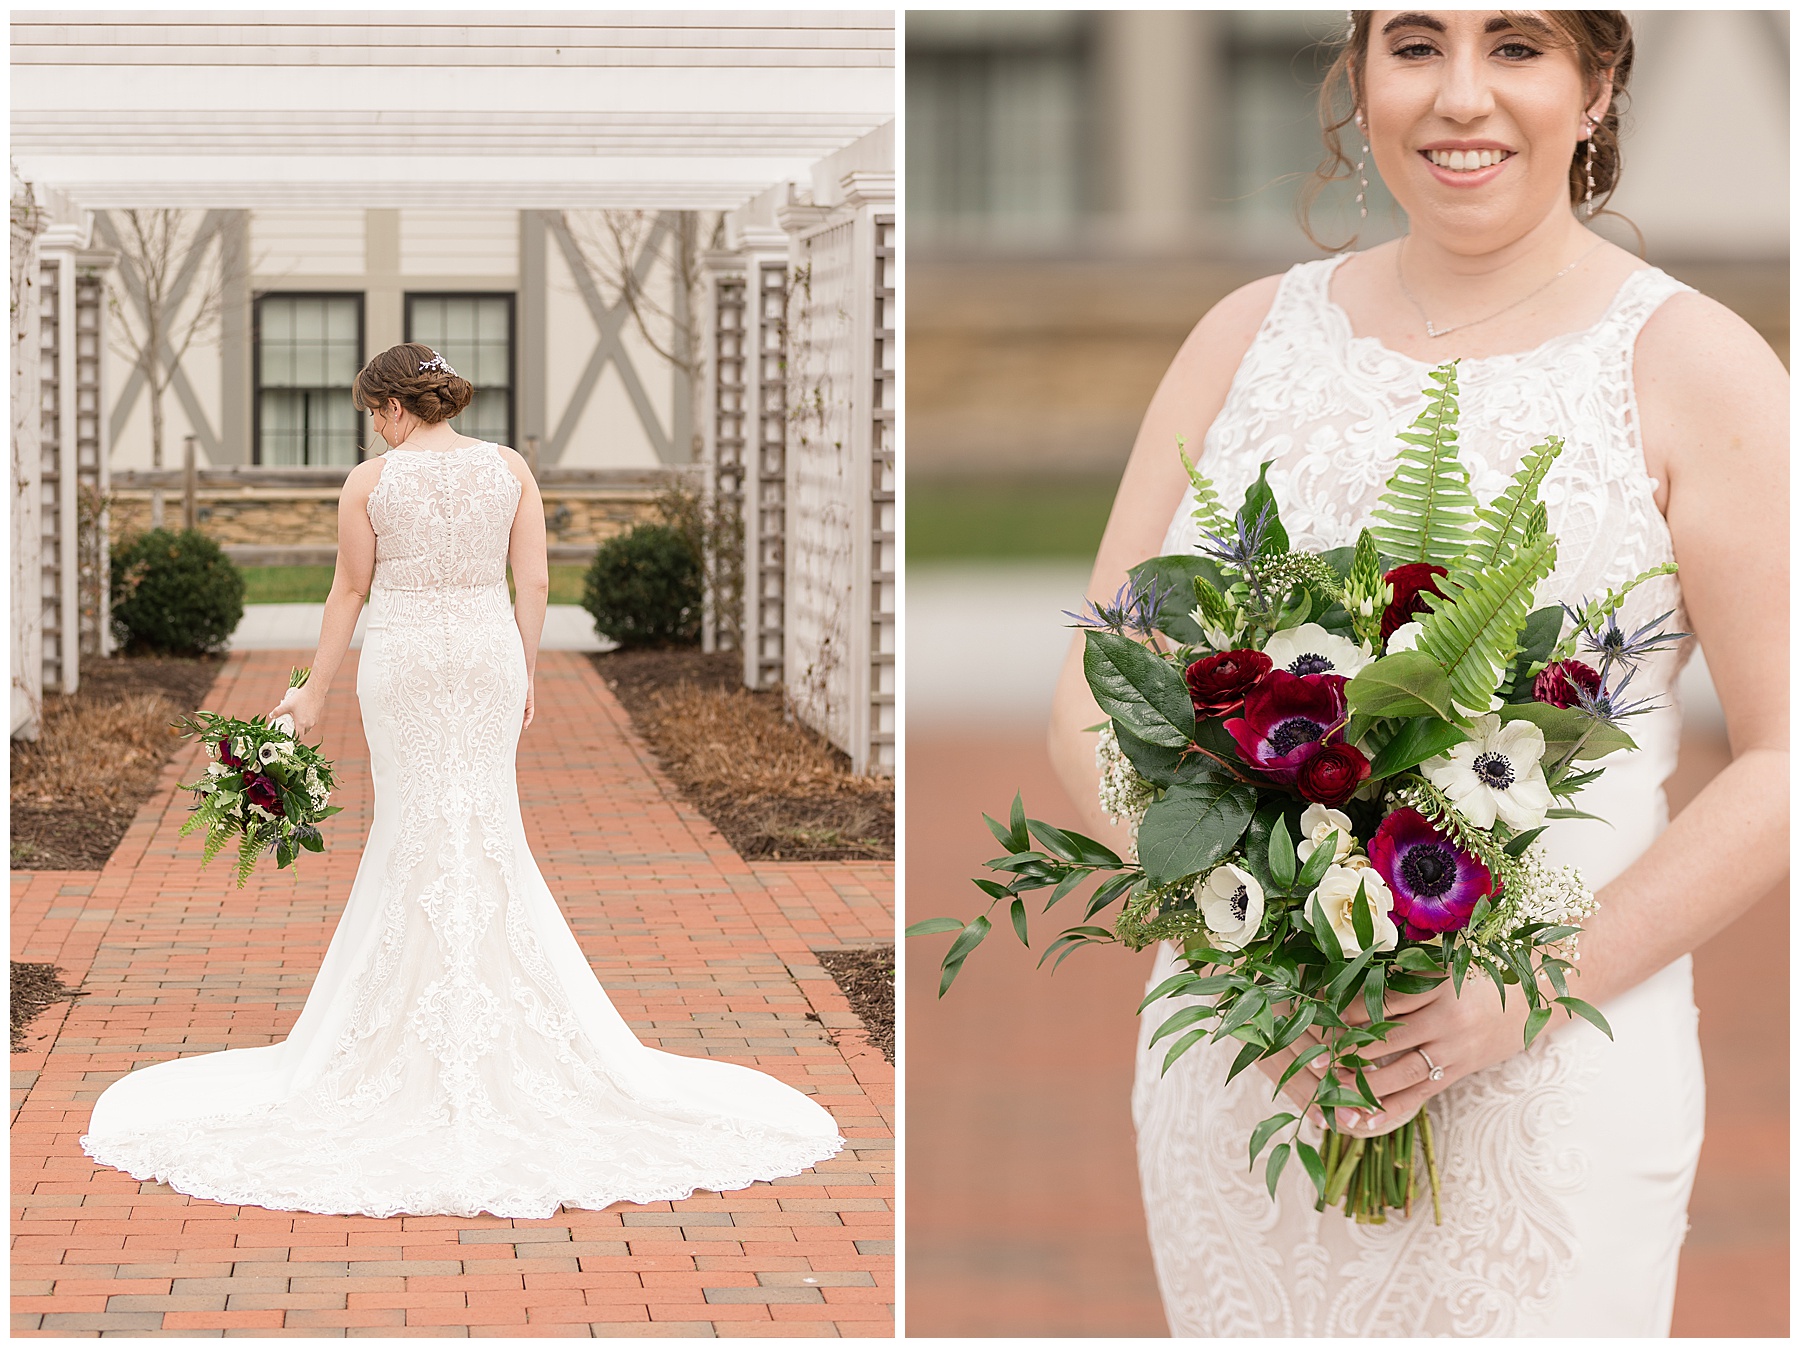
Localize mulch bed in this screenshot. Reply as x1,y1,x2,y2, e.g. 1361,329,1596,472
11,655,224,870
11,962,84,1052
816,946,895,1064
591,648,894,862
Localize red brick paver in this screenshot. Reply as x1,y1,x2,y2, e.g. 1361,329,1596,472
12,649,893,1337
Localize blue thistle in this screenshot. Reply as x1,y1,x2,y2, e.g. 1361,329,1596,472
1064,573,1178,639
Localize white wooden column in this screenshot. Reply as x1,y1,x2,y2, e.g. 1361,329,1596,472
698,248,748,654
11,174,46,739
742,228,792,693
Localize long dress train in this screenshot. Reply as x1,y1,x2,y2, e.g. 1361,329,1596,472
1132,257,1705,1336
83,442,844,1219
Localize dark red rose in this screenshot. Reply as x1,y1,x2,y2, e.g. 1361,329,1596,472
1185,649,1272,716
243,772,283,816
1381,563,1449,643
1533,658,1603,709
217,737,242,769
1223,670,1348,783
1296,742,1371,808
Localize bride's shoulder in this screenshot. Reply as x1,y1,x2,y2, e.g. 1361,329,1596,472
1161,270,1290,390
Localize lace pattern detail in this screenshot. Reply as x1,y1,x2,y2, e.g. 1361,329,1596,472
1134,256,1701,1335
82,442,843,1218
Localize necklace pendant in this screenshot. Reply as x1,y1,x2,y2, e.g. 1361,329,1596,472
1425,320,1442,338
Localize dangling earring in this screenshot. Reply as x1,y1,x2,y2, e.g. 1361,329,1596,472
1583,116,1598,217
1355,112,1370,221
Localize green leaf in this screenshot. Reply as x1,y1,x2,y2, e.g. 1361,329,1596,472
1366,716,1469,780
1148,1004,1216,1048
1345,650,1460,723
1250,1112,1298,1164
1139,971,1206,1013
1416,530,1558,717
1267,813,1297,889
1296,1139,1327,1197
1240,802,1287,895
1084,631,1197,749
1502,825,1549,857
1360,949,1386,1025
1010,793,1029,852
1009,898,1030,946
1394,945,1445,974
1546,806,1607,822
1557,996,1614,1039
1277,1041,1330,1091
1370,362,1479,566
1238,461,1289,557
1161,1026,1210,1076
1177,438,1232,538
1464,437,1563,575
1129,554,1230,645
937,915,991,997
905,917,965,937
1522,1004,1553,1048
1292,831,1338,896
1264,1141,1292,1198
1136,780,1258,885
1501,604,1565,695
1497,701,1638,761
1111,721,1186,788
1226,1039,1266,1082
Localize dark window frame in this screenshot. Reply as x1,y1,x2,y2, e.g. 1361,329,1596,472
403,290,517,449
251,290,367,466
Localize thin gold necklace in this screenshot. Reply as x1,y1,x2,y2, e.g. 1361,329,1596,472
1396,236,1605,339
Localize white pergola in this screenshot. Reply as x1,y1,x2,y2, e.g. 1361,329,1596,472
12,11,894,209
12,11,894,769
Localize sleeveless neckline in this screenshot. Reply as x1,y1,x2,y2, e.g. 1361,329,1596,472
1317,252,1665,370
386,439,494,456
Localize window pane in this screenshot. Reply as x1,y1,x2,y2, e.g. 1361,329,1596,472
407,294,513,446
257,295,361,464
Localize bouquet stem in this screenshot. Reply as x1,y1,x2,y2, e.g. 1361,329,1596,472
1319,1107,1442,1225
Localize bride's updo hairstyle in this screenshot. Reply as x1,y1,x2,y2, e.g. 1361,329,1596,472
1302,10,1635,250
353,342,475,424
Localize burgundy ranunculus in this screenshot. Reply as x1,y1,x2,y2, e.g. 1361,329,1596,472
1296,742,1371,808
1367,807,1496,939
1533,658,1603,709
1382,563,1449,642
243,772,283,817
1223,670,1348,783
217,737,243,769
1185,649,1272,716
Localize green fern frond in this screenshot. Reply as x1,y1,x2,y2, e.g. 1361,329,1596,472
1178,438,1231,538
1371,362,1479,566
1463,437,1563,576
1416,531,1558,716
236,826,266,888
201,825,231,866
1550,563,1680,661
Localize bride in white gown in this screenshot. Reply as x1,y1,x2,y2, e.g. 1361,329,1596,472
1047,11,1785,1336
82,342,844,1219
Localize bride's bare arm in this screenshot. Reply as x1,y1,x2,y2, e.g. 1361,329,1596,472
1047,276,1280,847
501,448,551,727
270,458,383,735
1340,292,1790,1128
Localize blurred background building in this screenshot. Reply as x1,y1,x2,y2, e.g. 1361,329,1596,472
12,11,894,772
907,9,1787,1338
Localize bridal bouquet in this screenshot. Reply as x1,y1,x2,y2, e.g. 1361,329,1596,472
175,666,342,886
910,362,1681,1224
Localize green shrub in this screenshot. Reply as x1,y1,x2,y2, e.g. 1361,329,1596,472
110,528,245,655
582,524,702,648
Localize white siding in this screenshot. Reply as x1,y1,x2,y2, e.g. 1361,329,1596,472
400,210,519,278
250,209,364,278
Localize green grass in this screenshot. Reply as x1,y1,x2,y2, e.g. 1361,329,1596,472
238,564,590,605
907,476,1120,561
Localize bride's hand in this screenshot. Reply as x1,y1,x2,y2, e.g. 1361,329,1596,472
1320,973,1533,1136
522,678,536,731
269,684,325,738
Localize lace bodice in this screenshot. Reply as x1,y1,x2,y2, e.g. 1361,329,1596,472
1163,254,1694,702
1135,254,1705,1337
366,442,521,630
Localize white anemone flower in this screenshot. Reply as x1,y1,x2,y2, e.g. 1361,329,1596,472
1422,714,1553,830
257,740,281,766
1197,862,1266,951
1295,803,1356,865
1261,622,1373,679
1385,620,1424,654
1306,864,1400,957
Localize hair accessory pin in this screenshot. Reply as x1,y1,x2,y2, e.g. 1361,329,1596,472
418,353,458,377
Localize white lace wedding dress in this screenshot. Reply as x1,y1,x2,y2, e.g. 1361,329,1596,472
83,442,844,1218
1134,256,1705,1336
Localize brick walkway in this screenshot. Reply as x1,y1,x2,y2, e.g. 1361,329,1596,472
12,649,893,1337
